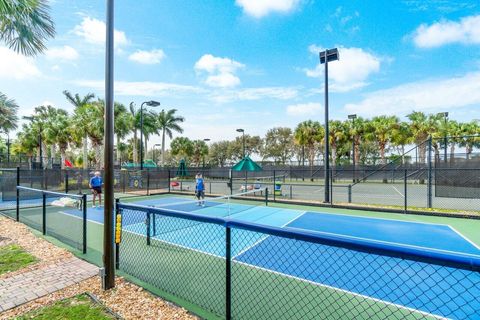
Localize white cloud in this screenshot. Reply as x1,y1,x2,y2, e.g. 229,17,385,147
210,86,298,103
412,15,480,48
128,49,166,64
344,71,480,117
73,17,129,47
235,0,300,18
46,46,79,61
0,47,41,79
194,54,244,88
305,45,381,92
74,80,203,97
286,102,322,116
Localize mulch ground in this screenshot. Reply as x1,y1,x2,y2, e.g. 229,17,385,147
0,216,198,320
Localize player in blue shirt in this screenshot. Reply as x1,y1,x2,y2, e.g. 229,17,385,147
89,171,103,208
195,173,205,206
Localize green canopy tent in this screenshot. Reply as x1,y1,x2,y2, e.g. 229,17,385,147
176,159,188,178
231,156,262,193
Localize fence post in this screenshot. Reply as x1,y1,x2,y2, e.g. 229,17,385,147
404,169,407,214
225,226,232,320
147,169,150,196
82,193,87,254
265,187,268,206
427,137,433,208
42,193,46,235
168,169,171,193
65,170,69,194
348,185,352,203
146,211,151,246
16,167,20,221
273,170,276,202
122,170,126,194
115,198,119,269
229,170,233,195
290,185,292,199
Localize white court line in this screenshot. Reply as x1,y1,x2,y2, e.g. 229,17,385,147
448,226,480,251
233,260,446,320
123,222,224,259
285,225,480,259
391,185,405,198
232,210,307,260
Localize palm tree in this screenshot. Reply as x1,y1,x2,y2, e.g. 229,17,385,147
459,120,480,160
170,137,193,163
192,140,209,167
0,0,55,56
0,92,19,134
407,111,438,165
63,91,95,169
294,120,323,180
328,120,348,169
446,120,460,164
43,108,70,169
128,102,139,164
368,116,400,165
13,123,38,168
113,102,133,164
391,121,412,164
156,109,185,167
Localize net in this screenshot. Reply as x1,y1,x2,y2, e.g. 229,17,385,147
141,188,268,238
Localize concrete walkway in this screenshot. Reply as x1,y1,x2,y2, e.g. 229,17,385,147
0,257,98,312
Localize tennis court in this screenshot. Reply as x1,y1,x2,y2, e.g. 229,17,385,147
57,194,479,319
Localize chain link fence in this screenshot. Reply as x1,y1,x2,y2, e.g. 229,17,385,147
116,202,480,319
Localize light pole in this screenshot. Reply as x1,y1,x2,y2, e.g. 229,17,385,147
140,100,160,170
319,48,339,203
437,112,448,164
236,129,245,158
153,143,161,166
348,114,357,182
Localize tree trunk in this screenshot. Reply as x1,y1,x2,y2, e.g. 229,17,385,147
83,135,88,170
42,142,49,169
161,128,166,167
94,143,102,169
60,148,66,170
450,144,455,164
133,129,138,164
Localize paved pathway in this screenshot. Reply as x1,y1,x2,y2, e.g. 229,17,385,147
0,257,98,312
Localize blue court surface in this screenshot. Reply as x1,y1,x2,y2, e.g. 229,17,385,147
65,196,480,318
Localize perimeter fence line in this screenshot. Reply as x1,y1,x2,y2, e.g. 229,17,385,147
114,201,480,319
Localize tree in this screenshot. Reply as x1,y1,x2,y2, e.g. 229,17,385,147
229,135,262,161
192,140,209,167
459,120,480,160
43,108,71,169
63,91,95,169
347,117,367,168
391,121,412,164
407,111,438,165
294,120,323,179
12,123,38,168
170,137,193,162
155,109,185,167
0,0,55,56
261,127,294,164
328,120,348,168
113,102,133,164
0,92,19,134
368,116,400,165
208,141,231,167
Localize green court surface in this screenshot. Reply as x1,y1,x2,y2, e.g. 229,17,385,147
12,193,480,319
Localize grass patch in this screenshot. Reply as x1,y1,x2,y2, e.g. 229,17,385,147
14,294,117,320
0,244,37,275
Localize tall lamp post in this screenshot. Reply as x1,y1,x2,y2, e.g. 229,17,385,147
140,100,160,170
348,114,357,182
236,128,246,191
437,112,448,164
319,48,339,203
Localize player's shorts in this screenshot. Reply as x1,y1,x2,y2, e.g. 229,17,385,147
92,186,102,194
196,190,204,198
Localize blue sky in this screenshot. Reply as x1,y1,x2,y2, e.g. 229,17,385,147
1,0,480,147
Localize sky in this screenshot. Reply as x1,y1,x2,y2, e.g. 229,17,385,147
1,0,480,148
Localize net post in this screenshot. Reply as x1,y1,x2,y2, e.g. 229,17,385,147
225,226,232,320
65,170,69,194
146,211,151,246
115,198,120,269
82,193,87,254
265,187,268,206
42,192,46,235
16,167,20,221
427,137,433,208
348,184,352,203
404,169,407,214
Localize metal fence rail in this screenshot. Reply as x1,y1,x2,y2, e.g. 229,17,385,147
16,186,87,253
116,202,480,320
